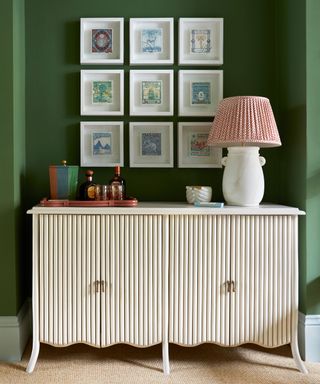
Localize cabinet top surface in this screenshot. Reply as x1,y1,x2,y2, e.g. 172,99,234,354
27,202,305,216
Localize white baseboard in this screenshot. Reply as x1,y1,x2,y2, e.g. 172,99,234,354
298,311,320,362
0,299,31,361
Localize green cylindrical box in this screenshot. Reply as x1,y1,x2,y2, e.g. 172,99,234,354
49,161,79,200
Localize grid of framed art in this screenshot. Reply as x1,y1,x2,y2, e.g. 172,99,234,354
79,17,224,168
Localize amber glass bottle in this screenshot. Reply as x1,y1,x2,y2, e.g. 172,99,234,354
109,165,126,200
78,170,96,200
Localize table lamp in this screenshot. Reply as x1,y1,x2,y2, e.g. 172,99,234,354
207,96,281,206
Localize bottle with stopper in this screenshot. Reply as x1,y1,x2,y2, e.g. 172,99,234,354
78,170,96,200
109,165,126,200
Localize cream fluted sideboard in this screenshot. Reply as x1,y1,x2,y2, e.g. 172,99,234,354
26,203,307,374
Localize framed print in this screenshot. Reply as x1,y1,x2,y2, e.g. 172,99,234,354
178,122,222,168
81,70,124,115
130,70,173,116
178,70,223,116
130,18,174,64
129,122,173,167
80,18,124,64
80,122,123,167
179,18,223,65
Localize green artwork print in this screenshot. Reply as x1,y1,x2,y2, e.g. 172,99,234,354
141,80,162,104
92,80,113,104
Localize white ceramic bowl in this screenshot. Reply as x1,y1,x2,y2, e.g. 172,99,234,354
186,186,212,204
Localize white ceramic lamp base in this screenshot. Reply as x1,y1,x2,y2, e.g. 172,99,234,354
221,147,266,207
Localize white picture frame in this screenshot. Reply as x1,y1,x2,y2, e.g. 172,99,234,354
178,122,222,168
81,70,124,115
130,70,174,116
178,70,223,116
80,121,124,167
179,18,223,65
130,18,174,65
80,18,124,64
129,122,173,168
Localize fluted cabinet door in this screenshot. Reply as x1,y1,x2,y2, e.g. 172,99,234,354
169,214,231,346
100,215,163,347
229,215,293,347
38,214,101,346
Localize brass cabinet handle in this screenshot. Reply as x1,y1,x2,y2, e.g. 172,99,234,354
93,280,107,293
226,280,236,293
94,280,100,293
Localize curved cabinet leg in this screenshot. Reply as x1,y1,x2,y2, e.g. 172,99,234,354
162,215,170,375
26,339,40,373
162,341,170,375
291,340,308,374
290,218,308,374
27,215,41,373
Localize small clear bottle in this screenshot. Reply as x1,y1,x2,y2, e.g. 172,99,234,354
78,170,96,200
109,166,126,200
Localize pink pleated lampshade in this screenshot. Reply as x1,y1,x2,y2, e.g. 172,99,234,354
207,96,281,147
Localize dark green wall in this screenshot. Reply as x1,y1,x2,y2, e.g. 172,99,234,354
276,0,320,315
2,0,319,317
305,0,320,314
24,0,278,209
276,0,307,311
0,0,25,315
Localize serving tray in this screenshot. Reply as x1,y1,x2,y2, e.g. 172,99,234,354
39,197,138,207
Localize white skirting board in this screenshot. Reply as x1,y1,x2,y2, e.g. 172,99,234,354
0,299,31,361
298,311,320,362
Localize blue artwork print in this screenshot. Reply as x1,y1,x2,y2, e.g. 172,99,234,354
190,29,211,54
92,132,112,155
191,82,211,105
141,28,163,53
141,133,162,156
92,29,113,53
